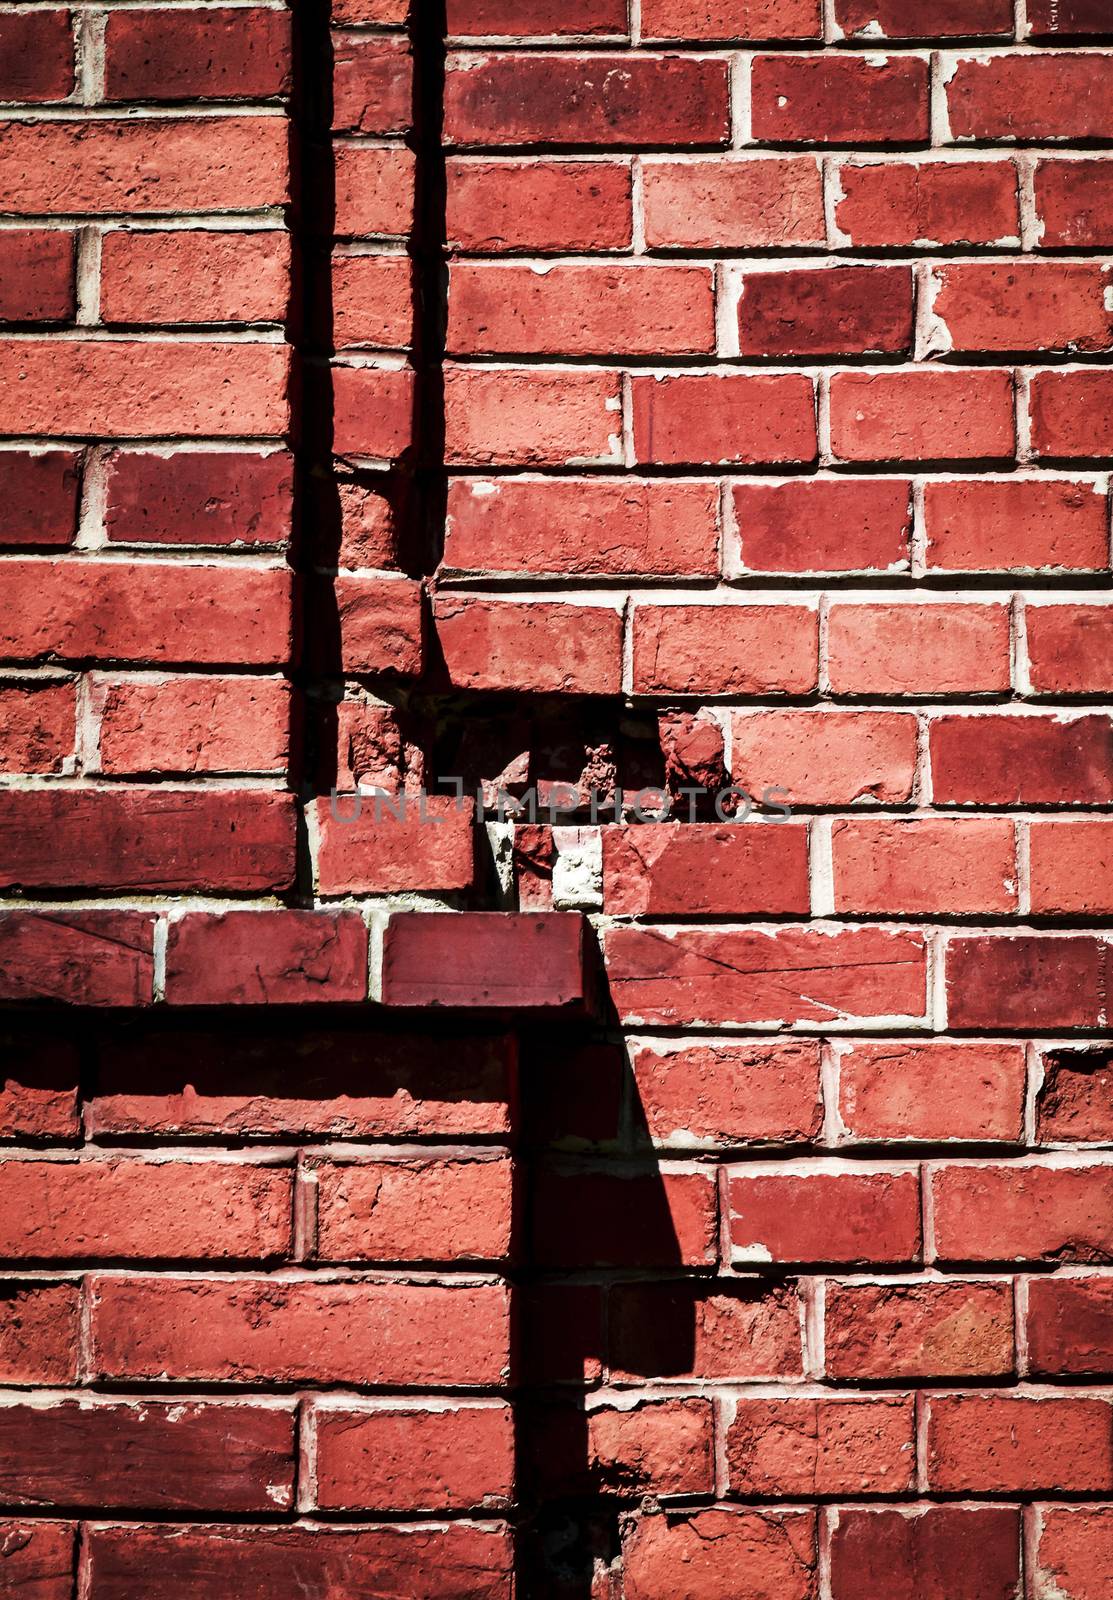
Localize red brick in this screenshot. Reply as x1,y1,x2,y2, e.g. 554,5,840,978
332,253,412,348
0,231,75,322
104,449,291,548
1028,0,1113,33
0,1400,294,1512
828,601,1010,694
444,364,621,466
164,911,367,1005
332,33,411,134
0,1035,80,1140
382,912,587,1010
444,52,731,147
1034,159,1113,247
0,1282,80,1384
103,7,290,100
0,450,80,548
832,818,1018,915
1028,1276,1113,1376
88,1274,510,1386
933,1159,1113,1262
631,372,816,466
0,680,76,774
927,1393,1113,1492
0,1158,291,1262
948,936,1113,1031
444,476,717,578
0,11,74,101
1032,1507,1113,1600
833,158,1020,246
931,713,1113,804
334,143,415,236
315,1154,512,1263
727,1394,915,1494
752,53,930,144
731,709,918,805
643,0,820,39
829,1507,1022,1600
629,1039,821,1147
924,477,1108,572
632,603,817,696
733,478,912,574
310,1401,514,1512
945,52,1113,141
737,265,914,357
531,1166,717,1268
830,369,1015,462
0,339,288,437
1030,820,1113,916
100,230,289,325
642,156,824,248
446,0,627,34
334,479,400,568
608,1278,805,1380
95,673,287,775
315,793,476,896
333,574,423,674
929,261,1113,353
825,1280,1015,1380
603,823,810,916
582,1398,714,1496
0,118,289,214
0,788,295,894
1037,1048,1113,1144
730,1165,921,1264
1030,370,1113,458
0,912,154,1007
622,1509,817,1600
446,157,632,251
434,596,621,694
836,0,1013,35
332,364,415,460
0,1521,73,1598
837,1041,1027,1143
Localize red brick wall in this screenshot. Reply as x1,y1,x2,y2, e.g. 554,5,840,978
1,0,1112,1594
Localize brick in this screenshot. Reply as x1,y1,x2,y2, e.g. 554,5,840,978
0,118,289,214
622,1509,817,1600
729,1165,921,1264
95,673,288,775
828,601,1010,693
0,340,288,437
1032,1507,1113,1600
334,143,415,236
829,1507,1022,1600
0,912,154,1007
164,911,367,1005
333,34,411,134
924,478,1108,572
332,254,412,348
733,478,912,574
631,373,817,466
444,477,718,577
310,1401,514,1512
583,1398,714,1496
444,364,621,466
521,1034,623,1145
332,364,415,460
0,11,74,101
642,0,821,40
519,1282,603,1382
1037,1047,1113,1143
0,1400,294,1512
0,1282,80,1384
1028,0,1113,33
315,793,476,896
631,603,818,696
333,478,400,567
0,680,76,774
0,1158,291,1262
731,709,919,805
1028,1276,1113,1376
0,1521,73,1598
932,1159,1113,1262
927,1393,1113,1492
314,1154,512,1265
603,823,811,915
434,597,621,694
100,230,289,325
84,1524,513,1599
1034,159,1113,247
831,818,1018,915
751,53,930,143
531,1166,717,1268
382,912,587,1010
1030,370,1113,458
929,261,1113,353
446,0,627,34
608,1278,805,1380
830,369,1015,462
945,53,1113,142
826,1280,1015,1380
446,157,632,251
333,574,423,674
642,156,824,248
833,158,1020,246
837,1041,1027,1143
629,1039,822,1146
0,1035,80,1140
736,265,914,357
0,450,80,548
930,714,1113,804
0,231,75,322
88,1274,510,1386
104,450,291,548
836,0,1013,35
947,936,1113,1031
444,52,731,147
726,1394,915,1495
1030,821,1113,916
0,789,295,894
103,7,290,100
